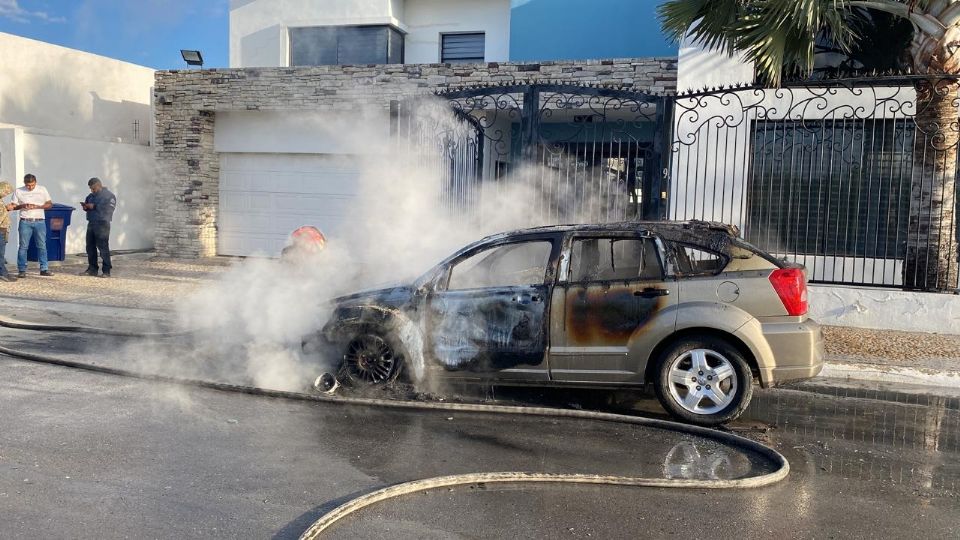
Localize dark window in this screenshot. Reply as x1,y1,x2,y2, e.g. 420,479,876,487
448,241,552,290
665,244,726,276
388,26,404,64
807,11,911,80
570,238,662,282
290,25,403,66
748,119,912,259
441,32,485,64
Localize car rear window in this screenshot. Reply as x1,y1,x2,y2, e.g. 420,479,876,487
667,243,727,276
730,237,787,268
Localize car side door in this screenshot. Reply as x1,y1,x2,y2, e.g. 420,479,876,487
425,235,560,381
548,232,678,383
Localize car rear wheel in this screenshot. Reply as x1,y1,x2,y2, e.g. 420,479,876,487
653,337,753,426
341,332,404,386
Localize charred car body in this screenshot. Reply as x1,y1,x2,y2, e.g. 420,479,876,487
320,221,823,425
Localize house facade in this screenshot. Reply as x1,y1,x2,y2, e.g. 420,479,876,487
0,32,156,261
155,0,677,259
230,0,511,67
153,0,960,332
229,0,675,68
154,59,677,258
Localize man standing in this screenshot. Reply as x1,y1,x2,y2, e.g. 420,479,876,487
0,181,15,282
79,177,116,278
11,173,53,278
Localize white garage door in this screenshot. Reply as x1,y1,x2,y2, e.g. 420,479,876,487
218,153,361,256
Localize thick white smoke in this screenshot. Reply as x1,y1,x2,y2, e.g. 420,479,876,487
162,98,619,392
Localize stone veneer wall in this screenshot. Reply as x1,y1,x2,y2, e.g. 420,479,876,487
153,58,677,258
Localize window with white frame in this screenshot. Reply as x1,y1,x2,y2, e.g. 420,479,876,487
441,32,485,64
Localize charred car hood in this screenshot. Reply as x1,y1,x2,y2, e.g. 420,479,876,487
323,284,419,342
330,284,416,309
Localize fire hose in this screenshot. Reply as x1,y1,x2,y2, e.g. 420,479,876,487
0,318,790,538
0,316,185,337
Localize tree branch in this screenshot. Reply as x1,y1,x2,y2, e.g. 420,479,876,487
849,0,947,37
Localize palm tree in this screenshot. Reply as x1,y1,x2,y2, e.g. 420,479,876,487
660,0,960,291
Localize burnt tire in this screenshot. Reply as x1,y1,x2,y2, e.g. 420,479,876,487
339,331,405,387
653,336,753,426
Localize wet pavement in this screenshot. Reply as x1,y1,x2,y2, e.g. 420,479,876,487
0,325,958,538
746,386,960,499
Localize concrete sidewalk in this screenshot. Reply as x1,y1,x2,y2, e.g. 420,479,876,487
0,251,958,390
0,251,230,310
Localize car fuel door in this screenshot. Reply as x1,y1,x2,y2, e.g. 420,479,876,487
426,238,558,381
549,235,678,383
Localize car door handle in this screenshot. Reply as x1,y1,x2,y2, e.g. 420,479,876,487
635,287,670,298
512,294,542,304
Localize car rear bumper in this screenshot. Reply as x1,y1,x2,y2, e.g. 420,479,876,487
756,318,824,387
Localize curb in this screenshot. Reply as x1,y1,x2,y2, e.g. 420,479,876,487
820,360,960,389
0,295,171,322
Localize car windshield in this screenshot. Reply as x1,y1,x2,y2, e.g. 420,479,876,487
448,241,552,290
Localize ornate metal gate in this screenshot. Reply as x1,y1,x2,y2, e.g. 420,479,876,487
392,84,671,227
668,76,960,290
390,98,484,215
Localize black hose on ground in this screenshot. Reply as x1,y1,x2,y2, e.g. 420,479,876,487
0,321,791,539
0,316,189,338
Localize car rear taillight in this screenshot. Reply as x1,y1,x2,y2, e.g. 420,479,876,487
769,268,808,316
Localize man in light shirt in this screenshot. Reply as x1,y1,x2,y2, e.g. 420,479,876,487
9,174,53,277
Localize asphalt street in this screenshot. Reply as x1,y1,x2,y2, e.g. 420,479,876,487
0,328,958,538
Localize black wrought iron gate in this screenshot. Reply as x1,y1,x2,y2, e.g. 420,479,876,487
392,84,671,227
667,77,960,291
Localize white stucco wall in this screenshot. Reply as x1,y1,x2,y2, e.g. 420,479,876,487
0,32,153,142
676,35,753,94
0,32,155,263
810,285,960,335
404,0,510,64
16,133,155,256
0,127,22,186
229,0,510,67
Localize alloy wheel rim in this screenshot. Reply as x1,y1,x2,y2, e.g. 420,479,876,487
666,348,738,415
345,335,397,384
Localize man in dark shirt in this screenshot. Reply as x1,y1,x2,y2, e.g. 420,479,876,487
79,177,116,278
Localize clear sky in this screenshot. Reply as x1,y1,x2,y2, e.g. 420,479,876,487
0,0,675,70
0,0,229,69
510,0,676,61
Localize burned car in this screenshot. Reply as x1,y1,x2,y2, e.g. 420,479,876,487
320,221,823,425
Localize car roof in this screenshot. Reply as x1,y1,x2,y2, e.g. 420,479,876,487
451,220,748,263
429,220,773,282
480,220,740,242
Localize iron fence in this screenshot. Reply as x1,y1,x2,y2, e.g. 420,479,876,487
395,84,671,228
668,76,960,291
398,77,960,292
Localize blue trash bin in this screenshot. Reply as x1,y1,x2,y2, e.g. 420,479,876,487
27,204,75,262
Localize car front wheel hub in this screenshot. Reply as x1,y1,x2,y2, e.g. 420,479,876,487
345,335,398,384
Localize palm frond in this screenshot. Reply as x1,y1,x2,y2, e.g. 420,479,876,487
735,0,859,84
659,0,932,85
658,0,744,55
